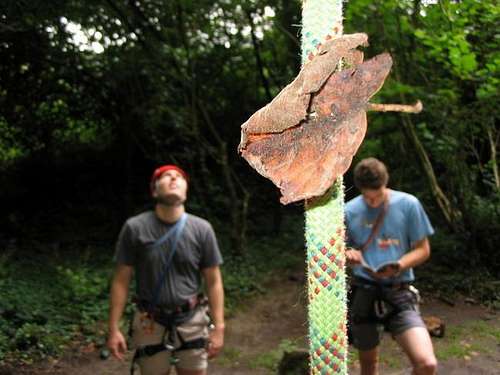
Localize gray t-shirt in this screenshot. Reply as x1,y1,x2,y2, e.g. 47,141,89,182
115,211,223,308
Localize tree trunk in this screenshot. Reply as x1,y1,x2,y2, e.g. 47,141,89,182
197,103,250,255
279,0,301,73
390,5,462,230
400,113,462,230
246,9,273,102
487,127,500,191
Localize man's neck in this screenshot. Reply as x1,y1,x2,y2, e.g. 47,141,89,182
383,187,391,202
379,187,390,208
155,204,185,224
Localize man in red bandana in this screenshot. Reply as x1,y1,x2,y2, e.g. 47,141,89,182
107,165,224,375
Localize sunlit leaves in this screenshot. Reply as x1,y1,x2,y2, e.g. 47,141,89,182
0,117,25,166
414,30,478,78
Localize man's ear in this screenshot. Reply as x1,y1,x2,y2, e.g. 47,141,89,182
151,178,161,197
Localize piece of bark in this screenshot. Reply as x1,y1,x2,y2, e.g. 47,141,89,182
239,33,368,146
239,35,392,204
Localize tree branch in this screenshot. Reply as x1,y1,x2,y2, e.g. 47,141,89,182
368,100,423,113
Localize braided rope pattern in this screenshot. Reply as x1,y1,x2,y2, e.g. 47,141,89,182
305,181,347,374
301,0,344,64
302,1,348,374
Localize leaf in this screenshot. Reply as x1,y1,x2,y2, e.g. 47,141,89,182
239,34,392,204
239,33,369,140
461,53,478,73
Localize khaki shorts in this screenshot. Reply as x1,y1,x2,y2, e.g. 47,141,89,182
131,306,209,374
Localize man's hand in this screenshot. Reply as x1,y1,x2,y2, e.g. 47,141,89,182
345,248,363,266
108,264,132,361
107,329,128,360
207,326,224,359
371,262,401,279
202,266,224,359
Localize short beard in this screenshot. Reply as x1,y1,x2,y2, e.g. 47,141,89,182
155,193,186,207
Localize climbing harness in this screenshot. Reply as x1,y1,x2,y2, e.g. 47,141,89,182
129,213,209,374
130,298,209,375
350,278,420,326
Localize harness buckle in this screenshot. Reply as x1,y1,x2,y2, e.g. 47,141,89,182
170,355,180,365
373,299,390,319
164,342,176,351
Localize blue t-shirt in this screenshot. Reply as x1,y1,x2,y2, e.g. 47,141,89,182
345,189,434,283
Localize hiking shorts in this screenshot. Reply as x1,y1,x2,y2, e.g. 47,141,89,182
131,305,210,374
349,282,426,351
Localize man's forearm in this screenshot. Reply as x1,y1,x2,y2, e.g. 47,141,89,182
399,238,430,271
109,281,129,332
207,278,225,330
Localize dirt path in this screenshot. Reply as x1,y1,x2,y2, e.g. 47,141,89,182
210,275,500,375
7,273,499,375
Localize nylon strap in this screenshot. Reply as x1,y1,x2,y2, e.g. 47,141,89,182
150,213,188,309
360,193,389,252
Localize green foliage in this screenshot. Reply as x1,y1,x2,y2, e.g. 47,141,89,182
56,266,110,325
345,0,500,275
418,230,500,309
0,117,25,167
13,323,66,358
414,29,478,78
0,248,112,364
33,98,111,151
465,194,500,271
222,215,303,314
2,0,495,267
0,218,304,365
0,0,499,366
223,257,263,306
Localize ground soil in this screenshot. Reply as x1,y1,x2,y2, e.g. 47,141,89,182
3,272,499,375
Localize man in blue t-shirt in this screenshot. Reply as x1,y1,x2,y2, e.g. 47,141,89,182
345,158,437,375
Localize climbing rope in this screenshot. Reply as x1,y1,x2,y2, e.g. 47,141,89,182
302,1,348,374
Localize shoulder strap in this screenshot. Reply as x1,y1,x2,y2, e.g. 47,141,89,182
360,198,388,252
152,213,186,248
150,213,188,308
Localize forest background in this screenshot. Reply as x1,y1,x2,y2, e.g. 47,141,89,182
0,0,498,367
